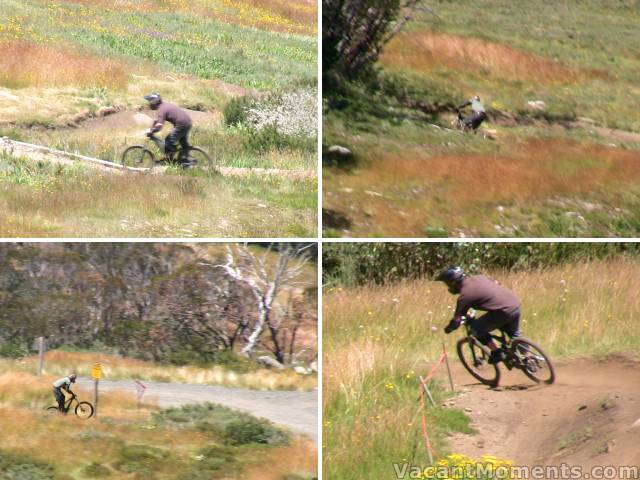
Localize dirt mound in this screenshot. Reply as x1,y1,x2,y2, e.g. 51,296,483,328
439,354,640,469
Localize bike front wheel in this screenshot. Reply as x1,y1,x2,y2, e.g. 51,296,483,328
510,338,556,385
75,401,94,419
186,147,216,172
457,337,500,387
121,146,156,169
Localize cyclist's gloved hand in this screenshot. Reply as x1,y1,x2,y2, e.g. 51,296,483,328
444,319,460,334
145,130,153,137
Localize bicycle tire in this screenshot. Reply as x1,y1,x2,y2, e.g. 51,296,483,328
121,146,155,169
75,401,94,419
457,337,500,387
186,146,216,172
46,406,61,414
510,338,556,385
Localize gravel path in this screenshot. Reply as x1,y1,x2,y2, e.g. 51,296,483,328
77,378,318,441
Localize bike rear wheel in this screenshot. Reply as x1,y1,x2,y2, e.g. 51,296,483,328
457,337,500,387
46,406,61,414
510,338,555,385
121,146,155,169
185,146,215,172
75,401,94,419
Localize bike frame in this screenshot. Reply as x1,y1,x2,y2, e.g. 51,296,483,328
61,393,80,413
461,319,519,371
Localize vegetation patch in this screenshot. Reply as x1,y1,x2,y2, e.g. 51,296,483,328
153,403,289,445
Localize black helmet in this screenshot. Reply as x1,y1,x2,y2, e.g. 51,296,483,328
69,373,77,382
144,93,162,109
436,266,465,293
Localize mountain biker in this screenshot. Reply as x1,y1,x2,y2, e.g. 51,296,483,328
456,95,487,131
144,93,193,167
52,373,77,414
437,266,521,364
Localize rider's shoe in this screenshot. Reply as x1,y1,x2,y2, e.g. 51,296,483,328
488,349,506,365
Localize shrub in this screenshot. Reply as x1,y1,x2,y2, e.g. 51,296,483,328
114,445,165,475
243,125,315,154
153,403,289,445
0,342,28,359
223,96,256,127
0,450,55,480
82,462,112,478
223,418,288,446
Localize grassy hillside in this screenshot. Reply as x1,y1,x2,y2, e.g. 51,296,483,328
0,369,316,480
323,0,640,237
323,258,640,478
2,350,316,391
0,0,317,237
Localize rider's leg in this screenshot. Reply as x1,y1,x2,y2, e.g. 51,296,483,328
54,388,65,413
178,127,191,162
164,128,181,161
472,312,508,364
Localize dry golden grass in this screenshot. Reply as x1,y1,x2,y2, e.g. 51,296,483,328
326,137,640,235
4,350,316,391
324,258,640,402
0,40,130,90
66,0,317,35
244,438,317,480
381,30,581,84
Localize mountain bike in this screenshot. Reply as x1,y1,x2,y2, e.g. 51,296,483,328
120,133,215,171
47,393,94,419
451,111,473,133
455,314,555,388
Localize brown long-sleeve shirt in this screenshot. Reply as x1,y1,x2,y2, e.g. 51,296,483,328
152,102,192,130
454,275,520,319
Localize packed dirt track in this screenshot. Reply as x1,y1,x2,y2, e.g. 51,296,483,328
441,354,640,471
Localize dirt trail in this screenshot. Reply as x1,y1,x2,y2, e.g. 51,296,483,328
436,355,640,470
0,137,315,179
76,377,318,442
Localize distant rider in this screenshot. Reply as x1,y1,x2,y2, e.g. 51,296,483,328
456,95,487,131
144,93,193,167
52,373,77,414
437,266,521,364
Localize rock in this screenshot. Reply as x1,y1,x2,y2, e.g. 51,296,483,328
310,361,318,373
327,145,352,156
364,190,383,197
293,366,310,375
341,188,354,193
526,100,547,111
578,405,587,411
577,116,597,125
464,407,472,413
257,355,285,370
496,205,505,213
96,106,117,117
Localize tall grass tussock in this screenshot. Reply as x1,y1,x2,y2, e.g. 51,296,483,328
0,40,129,90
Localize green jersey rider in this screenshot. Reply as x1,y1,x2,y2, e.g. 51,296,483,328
456,95,487,131
437,266,522,364
52,374,77,413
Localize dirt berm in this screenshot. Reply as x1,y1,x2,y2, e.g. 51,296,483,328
437,354,640,472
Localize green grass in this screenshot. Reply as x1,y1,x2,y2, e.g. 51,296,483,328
1,0,316,91
323,258,640,478
0,152,316,237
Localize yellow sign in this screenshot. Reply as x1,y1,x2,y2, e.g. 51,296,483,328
91,363,102,380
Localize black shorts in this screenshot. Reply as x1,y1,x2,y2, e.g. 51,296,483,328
469,307,521,344
463,111,487,130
